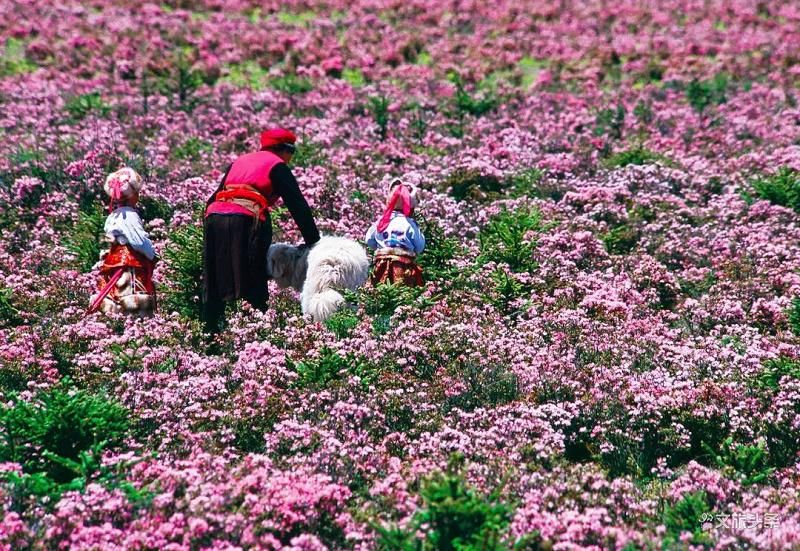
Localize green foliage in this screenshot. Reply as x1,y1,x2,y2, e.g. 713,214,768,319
704,437,775,486
376,458,512,551
65,202,106,272
346,282,428,334
408,102,429,145
64,91,111,122
416,215,463,282
602,224,639,255
484,268,531,318
594,104,625,140
270,73,313,95
686,73,729,114
324,308,361,338
0,38,38,77
789,296,800,335
221,60,270,90
450,73,498,117
0,286,20,328
442,169,504,202
0,384,129,505
662,491,713,547
517,56,547,90
342,67,366,87
161,221,204,320
755,356,800,390
137,195,175,224
171,137,212,161
478,207,544,273
506,168,564,201
602,146,675,169
288,347,381,390
444,361,520,413
750,167,800,212
368,95,391,140
276,10,317,26
290,139,328,168
633,99,654,126
155,51,207,112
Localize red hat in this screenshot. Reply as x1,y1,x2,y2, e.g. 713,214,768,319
260,128,297,149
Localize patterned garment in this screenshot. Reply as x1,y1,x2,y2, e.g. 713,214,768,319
370,251,424,287
97,243,156,306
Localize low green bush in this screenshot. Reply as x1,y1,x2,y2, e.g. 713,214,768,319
0,384,130,507
750,167,800,212
376,457,513,551
478,207,544,273
160,221,204,320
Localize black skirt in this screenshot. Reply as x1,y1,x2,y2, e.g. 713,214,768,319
202,213,271,318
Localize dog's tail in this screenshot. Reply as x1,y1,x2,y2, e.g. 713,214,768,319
304,288,345,322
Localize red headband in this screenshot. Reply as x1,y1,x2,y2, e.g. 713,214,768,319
377,183,413,232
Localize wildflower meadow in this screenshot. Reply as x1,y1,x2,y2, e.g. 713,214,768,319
1,1,800,549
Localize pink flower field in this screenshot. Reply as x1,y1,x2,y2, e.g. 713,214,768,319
2,0,800,549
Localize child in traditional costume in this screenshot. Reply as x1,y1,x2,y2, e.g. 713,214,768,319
88,167,157,316
365,179,425,286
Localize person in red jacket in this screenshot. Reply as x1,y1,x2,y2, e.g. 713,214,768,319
202,128,320,333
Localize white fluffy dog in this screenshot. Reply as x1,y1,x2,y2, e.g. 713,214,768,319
267,236,369,322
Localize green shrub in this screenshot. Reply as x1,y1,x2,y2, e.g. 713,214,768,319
137,195,175,224
221,60,270,90
750,167,800,212
663,491,713,547
291,139,328,168
450,73,498,117
594,104,625,141
416,216,463,282
602,224,639,255
443,361,519,413
478,207,543,273
65,202,106,272
288,347,380,390
0,38,38,77
0,286,20,328
787,297,800,336
0,385,129,505
368,95,391,141
345,283,428,334
270,73,313,95
633,99,654,126
64,91,111,121
442,168,504,202
161,221,204,320
686,73,728,114
755,356,800,390
376,458,512,551
171,136,212,161
602,146,675,169
324,309,361,339
485,268,532,317
506,168,563,201
342,67,366,87
704,437,774,486
153,50,212,112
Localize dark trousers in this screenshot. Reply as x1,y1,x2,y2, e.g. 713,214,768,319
202,213,271,333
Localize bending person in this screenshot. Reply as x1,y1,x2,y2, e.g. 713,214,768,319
202,128,320,333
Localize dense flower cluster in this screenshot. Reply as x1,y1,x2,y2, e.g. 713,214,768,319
2,0,800,548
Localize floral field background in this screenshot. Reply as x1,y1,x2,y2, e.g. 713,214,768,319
1,0,800,549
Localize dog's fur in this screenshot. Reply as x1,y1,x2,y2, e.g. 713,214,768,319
268,236,369,322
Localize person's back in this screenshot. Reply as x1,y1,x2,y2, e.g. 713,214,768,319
365,179,425,287
202,128,320,334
